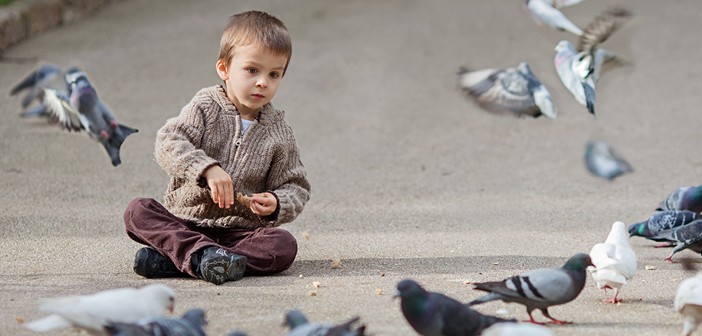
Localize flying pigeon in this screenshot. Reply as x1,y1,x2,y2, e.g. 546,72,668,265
457,62,556,119
394,279,515,336
675,273,702,336
523,0,583,36
588,221,637,303
656,219,702,263
469,253,592,324
553,8,632,115
24,283,175,334
9,63,61,108
283,309,366,336
481,322,554,336
657,185,702,214
11,65,139,166
584,140,633,181
550,0,585,8
628,210,700,246
104,308,206,336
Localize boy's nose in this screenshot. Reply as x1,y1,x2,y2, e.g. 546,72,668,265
256,77,268,88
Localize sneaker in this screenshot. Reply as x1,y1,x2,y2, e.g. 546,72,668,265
134,247,186,278
199,247,247,285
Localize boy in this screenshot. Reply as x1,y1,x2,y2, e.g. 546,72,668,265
123,11,311,285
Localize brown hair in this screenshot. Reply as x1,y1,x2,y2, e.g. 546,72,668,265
218,11,292,75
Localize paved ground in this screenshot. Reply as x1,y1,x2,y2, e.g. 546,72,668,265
1,0,702,335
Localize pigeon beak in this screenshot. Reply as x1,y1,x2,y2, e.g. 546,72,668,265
392,290,400,299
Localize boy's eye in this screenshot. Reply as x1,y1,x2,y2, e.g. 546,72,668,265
246,68,258,74
269,72,280,79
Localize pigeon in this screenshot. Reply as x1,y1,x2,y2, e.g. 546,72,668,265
104,308,206,336
225,332,248,336
9,63,62,108
524,0,583,36
675,273,702,336
481,322,554,336
469,253,593,324
394,279,515,336
283,309,366,336
588,221,637,303
657,185,702,214
656,219,702,263
584,140,633,181
550,0,585,8
24,283,176,334
628,210,700,246
457,62,556,119
553,8,632,115
12,65,139,166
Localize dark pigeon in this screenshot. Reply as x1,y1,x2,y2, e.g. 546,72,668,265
656,220,702,263
394,279,515,336
283,309,366,336
469,253,592,324
105,308,207,336
657,185,702,214
12,65,138,167
628,210,700,246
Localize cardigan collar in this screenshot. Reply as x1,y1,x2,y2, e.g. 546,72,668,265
207,85,283,126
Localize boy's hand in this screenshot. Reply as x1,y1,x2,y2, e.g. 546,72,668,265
250,192,277,216
203,165,234,209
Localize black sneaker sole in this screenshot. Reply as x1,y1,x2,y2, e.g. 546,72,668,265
201,254,247,285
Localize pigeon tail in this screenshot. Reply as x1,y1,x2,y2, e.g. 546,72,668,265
102,124,139,167
24,315,73,332
468,292,502,306
583,84,596,115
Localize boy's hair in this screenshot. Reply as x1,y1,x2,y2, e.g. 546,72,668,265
218,11,292,75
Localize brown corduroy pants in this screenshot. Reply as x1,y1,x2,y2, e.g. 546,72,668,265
124,197,298,277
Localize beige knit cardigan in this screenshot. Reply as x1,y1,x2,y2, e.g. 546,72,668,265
155,85,311,229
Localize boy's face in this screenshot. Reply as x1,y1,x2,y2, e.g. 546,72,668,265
216,43,288,117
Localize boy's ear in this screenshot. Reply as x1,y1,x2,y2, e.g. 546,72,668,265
215,59,229,81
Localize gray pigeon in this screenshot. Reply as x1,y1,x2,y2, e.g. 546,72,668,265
224,332,248,336
628,210,700,246
457,62,556,119
584,140,632,181
104,308,207,336
657,185,702,214
654,220,702,263
9,63,61,108
469,253,592,324
394,279,515,336
12,66,138,167
283,309,366,336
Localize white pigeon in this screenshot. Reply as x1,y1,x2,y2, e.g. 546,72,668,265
676,273,702,336
550,0,585,8
588,221,637,303
482,322,554,336
524,0,583,36
24,283,175,335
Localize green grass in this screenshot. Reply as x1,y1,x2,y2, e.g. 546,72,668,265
0,0,14,5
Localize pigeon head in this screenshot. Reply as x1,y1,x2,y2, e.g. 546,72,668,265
628,222,647,237
283,309,309,329
394,279,428,301
182,308,207,328
564,253,594,271
140,284,176,314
